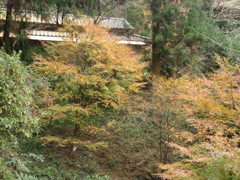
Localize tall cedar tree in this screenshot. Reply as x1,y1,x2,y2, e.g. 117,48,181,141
150,0,216,77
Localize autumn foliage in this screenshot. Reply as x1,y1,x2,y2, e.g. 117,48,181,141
32,25,144,150
153,55,240,179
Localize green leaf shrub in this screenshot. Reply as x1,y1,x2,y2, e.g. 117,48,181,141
0,50,39,138
0,49,40,179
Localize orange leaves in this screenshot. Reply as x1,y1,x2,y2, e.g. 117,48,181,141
50,104,90,115
153,55,240,179
39,136,108,151
33,24,145,127
156,162,197,180
33,55,78,77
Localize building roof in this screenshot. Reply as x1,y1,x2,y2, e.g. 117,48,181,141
0,9,147,45
0,9,134,30
0,30,148,45
99,17,134,29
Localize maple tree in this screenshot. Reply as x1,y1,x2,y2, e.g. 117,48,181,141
153,55,240,179
33,24,144,151
0,0,240,179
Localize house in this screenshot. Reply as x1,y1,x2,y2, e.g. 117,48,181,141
0,9,149,46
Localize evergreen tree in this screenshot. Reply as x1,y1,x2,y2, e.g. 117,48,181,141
150,0,218,77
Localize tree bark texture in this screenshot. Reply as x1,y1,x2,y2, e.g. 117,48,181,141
151,0,164,76
3,0,14,53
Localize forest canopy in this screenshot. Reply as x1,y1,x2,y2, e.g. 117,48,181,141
0,0,239,179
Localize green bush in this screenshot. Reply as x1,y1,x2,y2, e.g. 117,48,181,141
0,49,40,179
83,174,115,180
0,50,39,139
200,156,240,180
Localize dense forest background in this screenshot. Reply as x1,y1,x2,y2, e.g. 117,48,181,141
0,0,239,179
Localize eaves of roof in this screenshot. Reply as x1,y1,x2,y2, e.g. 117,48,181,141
0,30,148,46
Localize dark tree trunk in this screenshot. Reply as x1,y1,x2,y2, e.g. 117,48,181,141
56,4,61,26
3,0,14,53
151,0,178,77
70,123,80,155
73,124,80,137
151,0,163,76
152,42,161,76
93,0,102,24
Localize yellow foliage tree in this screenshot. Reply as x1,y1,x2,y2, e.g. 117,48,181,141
33,24,145,151
153,55,240,179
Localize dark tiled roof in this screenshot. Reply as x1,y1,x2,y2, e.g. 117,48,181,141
100,17,134,29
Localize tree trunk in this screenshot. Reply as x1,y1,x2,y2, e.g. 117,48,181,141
3,0,14,53
70,123,80,155
93,0,102,24
151,0,177,77
73,124,80,137
150,0,163,76
152,43,161,76
56,4,61,26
